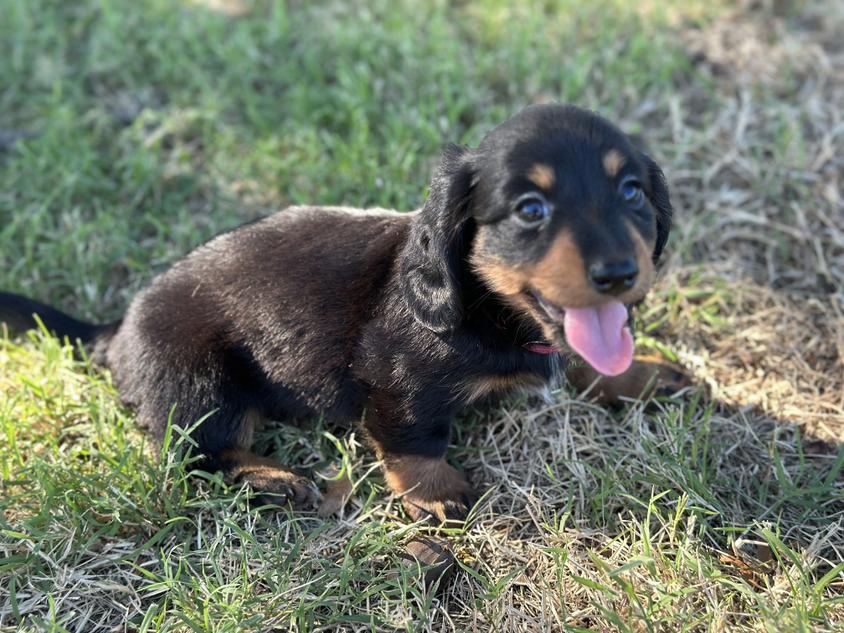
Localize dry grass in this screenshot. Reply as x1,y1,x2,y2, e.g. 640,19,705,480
654,0,844,439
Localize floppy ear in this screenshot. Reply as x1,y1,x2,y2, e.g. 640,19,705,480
400,144,474,333
640,152,673,263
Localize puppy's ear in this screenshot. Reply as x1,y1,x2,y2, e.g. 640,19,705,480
400,144,474,333
641,152,672,263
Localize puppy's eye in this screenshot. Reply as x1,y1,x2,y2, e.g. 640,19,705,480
620,177,644,207
514,196,550,225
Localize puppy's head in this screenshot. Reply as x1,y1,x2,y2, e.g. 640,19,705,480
400,104,672,376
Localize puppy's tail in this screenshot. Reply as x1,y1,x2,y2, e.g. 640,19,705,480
0,291,118,350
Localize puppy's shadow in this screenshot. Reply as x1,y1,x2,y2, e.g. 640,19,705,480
454,371,842,578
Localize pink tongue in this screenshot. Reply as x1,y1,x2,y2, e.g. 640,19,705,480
563,302,633,376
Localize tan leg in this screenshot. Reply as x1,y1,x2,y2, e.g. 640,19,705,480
382,454,477,524
566,355,690,406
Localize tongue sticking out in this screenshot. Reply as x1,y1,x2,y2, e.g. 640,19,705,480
563,302,633,376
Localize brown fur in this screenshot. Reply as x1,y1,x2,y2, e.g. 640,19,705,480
471,228,652,310
603,149,627,177
528,231,599,307
468,229,588,301
626,219,657,288
383,455,476,523
462,373,547,403
566,355,689,405
527,163,555,191
219,448,319,508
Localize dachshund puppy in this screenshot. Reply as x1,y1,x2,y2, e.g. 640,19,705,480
0,104,673,523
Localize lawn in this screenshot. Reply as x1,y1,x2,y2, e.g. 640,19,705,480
1,0,842,631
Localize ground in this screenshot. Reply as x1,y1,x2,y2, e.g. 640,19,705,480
0,0,842,631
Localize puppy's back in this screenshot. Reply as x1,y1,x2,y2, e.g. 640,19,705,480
106,206,413,422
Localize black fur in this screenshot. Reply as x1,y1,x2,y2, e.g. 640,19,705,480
0,291,113,344
1,104,672,519
641,152,673,262
399,143,474,332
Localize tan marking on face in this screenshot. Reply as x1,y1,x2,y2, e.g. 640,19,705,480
470,224,657,343
468,228,530,296
603,149,626,178
625,219,655,290
469,227,592,305
470,259,525,295
469,228,596,345
462,373,547,403
527,163,555,191
383,455,472,500
528,230,598,307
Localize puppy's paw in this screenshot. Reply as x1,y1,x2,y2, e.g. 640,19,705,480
567,355,691,406
383,456,478,525
647,358,692,398
242,469,320,509
222,449,320,510
401,487,479,525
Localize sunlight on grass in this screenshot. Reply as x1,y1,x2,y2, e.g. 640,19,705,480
1,0,842,630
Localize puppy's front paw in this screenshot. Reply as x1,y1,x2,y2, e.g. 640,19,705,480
384,456,478,525
650,361,691,398
567,355,691,406
401,487,478,524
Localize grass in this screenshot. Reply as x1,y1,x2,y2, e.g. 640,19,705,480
1,0,843,630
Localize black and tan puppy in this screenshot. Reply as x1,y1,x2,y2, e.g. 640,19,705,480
1,104,675,523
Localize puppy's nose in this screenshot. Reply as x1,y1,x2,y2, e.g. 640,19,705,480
588,258,638,295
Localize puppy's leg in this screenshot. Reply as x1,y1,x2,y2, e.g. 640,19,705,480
143,391,318,509
215,447,319,509
195,409,318,509
566,355,690,406
112,305,318,509
382,453,477,524
365,399,477,524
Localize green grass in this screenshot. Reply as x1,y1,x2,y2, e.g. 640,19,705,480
2,0,843,631
0,0,696,316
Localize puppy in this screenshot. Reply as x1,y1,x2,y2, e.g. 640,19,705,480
0,104,673,522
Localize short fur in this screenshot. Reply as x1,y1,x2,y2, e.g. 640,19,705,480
1,104,673,522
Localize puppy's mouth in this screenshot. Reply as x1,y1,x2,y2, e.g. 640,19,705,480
523,290,634,377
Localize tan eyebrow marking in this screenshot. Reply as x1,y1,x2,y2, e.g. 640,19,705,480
527,163,555,190
603,149,627,177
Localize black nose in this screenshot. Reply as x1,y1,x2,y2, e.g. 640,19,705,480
588,258,638,295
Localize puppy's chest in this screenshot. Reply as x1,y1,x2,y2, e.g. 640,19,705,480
459,354,565,405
